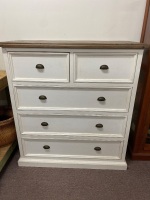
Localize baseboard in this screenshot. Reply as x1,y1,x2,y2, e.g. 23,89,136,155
18,157,127,170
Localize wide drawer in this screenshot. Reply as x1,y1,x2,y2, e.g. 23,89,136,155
19,114,127,137
74,52,137,83
22,138,122,159
15,87,131,112
8,52,69,82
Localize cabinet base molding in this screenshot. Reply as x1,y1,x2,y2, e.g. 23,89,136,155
18,158,127,170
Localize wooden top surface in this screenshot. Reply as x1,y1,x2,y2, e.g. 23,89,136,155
0,70,6,79
0,40,149,49
0,70,7,91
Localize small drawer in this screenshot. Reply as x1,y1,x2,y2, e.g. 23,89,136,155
22,138,122,159
19,114,127,137
15,87,131,112
9,52,69,82
74,52,137,83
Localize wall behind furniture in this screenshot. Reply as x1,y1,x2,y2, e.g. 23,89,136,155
0,0,147,42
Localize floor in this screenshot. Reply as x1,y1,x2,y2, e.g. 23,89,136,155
0,149,150,200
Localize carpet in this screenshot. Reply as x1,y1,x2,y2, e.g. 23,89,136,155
0,149,150,200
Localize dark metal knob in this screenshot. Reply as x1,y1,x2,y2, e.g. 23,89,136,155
41,122,48,126
100,65,109,70
36,64,44,69
96,124,103,128
94,147,101,151
39,95,47,100
43,145,50,150
97,97,106,101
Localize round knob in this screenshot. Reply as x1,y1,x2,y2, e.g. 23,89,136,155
43,145,50,150
97,97,106,101
94,147,101,151
39,95,47,100
41,122,48,126
36,64,44,69
100,65,109,70
96,124,103,128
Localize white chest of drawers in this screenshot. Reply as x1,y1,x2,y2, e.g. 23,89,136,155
1,41,145,170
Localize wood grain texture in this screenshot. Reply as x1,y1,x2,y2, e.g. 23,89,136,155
141,0,150,43
129,50,150,160
0,141,17,171
0,41,149,49
128,1,150,160
0,70,7,91
144,3,150,44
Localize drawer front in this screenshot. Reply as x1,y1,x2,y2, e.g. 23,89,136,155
16,87,131,112
9,52,69,82
22,138,122,159
74,52,137,83
19,115,127,137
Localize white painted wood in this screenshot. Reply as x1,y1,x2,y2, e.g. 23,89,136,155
13,80,134,90
19,114,127,137
5,48,142,54
0,0,146,42
13,80,133,90
74,52,137,83
22,138,122,160
121,50,144,159
8,52,69,82
1,46,144,170
21,132,124,141
18,158,127,170
17,109,129,118
15,87,131,112
2,49,24,156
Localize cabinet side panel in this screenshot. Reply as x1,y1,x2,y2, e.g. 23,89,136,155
121,50,144,160
2,48,24,156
